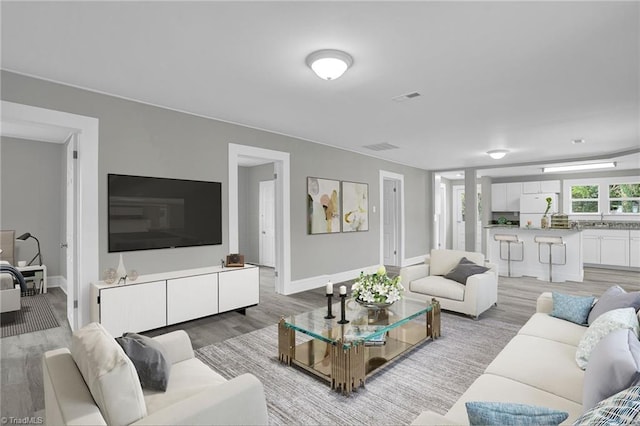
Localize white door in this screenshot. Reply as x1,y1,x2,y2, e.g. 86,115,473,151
437,183,447,248
453,185,482,252
383,179,399,266
259,180,275,267
65,134,79,330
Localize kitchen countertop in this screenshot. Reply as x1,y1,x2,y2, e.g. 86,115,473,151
485,225,580,232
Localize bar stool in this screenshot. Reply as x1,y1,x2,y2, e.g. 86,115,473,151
493,234,523,277
534,235,566,282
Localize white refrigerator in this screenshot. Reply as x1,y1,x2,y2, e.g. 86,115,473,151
519,193,558,228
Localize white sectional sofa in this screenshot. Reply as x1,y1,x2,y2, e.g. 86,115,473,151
43,323,268,425
400,249,498,319
413,292,588,425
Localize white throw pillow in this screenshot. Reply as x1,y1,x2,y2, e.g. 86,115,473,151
71,322,147,425
576,308,639,370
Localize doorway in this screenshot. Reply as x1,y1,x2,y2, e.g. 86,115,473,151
453,184,482,252
380,170,404,267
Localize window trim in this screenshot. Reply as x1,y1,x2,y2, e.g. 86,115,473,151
563,176,640,216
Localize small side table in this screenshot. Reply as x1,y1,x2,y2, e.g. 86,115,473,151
17,264,47,294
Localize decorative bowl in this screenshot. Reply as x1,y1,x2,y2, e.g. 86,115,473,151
355,298,393,310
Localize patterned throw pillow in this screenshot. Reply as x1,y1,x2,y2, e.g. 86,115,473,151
466,401,568,426
575,308,639,370
574,385,640,426
551,292,595,325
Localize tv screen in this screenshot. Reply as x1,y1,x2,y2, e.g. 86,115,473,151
108,174,222,252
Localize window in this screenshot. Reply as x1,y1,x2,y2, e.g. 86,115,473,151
609,183,640,213
570,185,598,213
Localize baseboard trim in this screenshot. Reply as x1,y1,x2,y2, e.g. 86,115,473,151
49,275,67,293
285,264,380,295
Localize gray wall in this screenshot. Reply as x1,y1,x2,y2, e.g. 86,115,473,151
0,137,65,276
1,71,430,283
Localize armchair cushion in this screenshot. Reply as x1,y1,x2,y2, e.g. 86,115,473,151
411,276,465,301
443,257,489,285
117,333,171,392
71,322,147,425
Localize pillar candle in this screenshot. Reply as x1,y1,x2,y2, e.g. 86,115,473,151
339,285,347,295
326,281,333,294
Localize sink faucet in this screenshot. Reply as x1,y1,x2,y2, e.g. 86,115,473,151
600,212,604,221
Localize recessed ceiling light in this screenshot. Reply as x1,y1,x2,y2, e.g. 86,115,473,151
487,149,509,160
306,49,353,80
572,139,586,144
542,162,616,173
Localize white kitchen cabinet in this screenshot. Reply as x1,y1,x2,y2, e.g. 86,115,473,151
219,267,260,312
522,180,560,194
582,229,630,267
630,230,640,268
98,280,167,337
167,274,218,324
491,182,522,211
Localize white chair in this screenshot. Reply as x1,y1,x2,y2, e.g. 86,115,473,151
534,235,566,282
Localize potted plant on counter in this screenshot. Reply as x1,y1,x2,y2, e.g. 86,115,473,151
542,197,553,229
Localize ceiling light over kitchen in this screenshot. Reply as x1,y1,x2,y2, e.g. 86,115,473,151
306,49,353,80
572,139,586,144
487,149,509,160
542,162,616,173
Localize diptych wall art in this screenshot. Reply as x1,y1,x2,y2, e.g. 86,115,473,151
341,181,369,232
307,177,369,234
307,177,341,234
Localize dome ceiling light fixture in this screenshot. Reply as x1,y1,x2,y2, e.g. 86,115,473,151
487,149,509,160
306,49,353,80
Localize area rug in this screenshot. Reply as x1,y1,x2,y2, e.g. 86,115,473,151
1,295,60,338
196,312,520,425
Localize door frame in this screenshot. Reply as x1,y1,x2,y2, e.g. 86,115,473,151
379,170,404,267
2,101,99,330
258,179,275,268
229,143,289,294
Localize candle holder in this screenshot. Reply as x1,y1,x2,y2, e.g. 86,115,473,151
324,293,335,319
338,294,349,324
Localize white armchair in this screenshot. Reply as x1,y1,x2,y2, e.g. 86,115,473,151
400,249,498,319
43,323,269,425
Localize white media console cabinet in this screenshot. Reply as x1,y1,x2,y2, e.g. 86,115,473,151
90,264,259,337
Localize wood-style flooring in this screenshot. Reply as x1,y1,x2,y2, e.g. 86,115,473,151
1,266,638,421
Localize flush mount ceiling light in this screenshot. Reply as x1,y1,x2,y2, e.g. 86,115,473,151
306,49,353,80
542,162,616,173
487,149,509,160
572,139,586,144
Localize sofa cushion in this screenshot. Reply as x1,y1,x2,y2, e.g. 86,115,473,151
443,257,489,285
588,285,640,325
583,329,640,411
116,332,171,392
484,335,585,403
574,385,640,426
429,249,484,277
518,313,586,347
71,322,147,426
143,357,227,414
410,276,465,301
465,401,568,426
576,307,639,369
444,374,584,425
550,292,595,325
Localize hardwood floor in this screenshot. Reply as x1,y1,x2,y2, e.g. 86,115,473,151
1,266,638,421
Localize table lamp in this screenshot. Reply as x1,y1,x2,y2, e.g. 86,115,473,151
16,232,43,266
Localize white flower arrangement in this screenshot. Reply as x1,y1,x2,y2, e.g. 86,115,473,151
351,266,404,304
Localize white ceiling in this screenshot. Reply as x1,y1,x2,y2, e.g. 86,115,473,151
1,1,638,176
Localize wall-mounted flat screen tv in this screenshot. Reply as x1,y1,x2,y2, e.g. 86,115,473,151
108,174,222,252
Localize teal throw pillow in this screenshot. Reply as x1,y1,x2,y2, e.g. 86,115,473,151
551,292,595,325
466,401,568,426
574,385,640,425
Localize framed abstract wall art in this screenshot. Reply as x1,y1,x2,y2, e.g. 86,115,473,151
307,177,341,234
341,181,369,232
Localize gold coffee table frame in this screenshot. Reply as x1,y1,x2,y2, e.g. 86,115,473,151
278,298,440,395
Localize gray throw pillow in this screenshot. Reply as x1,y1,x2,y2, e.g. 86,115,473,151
583,329,640,411
443,257,489,285
588,285,640,325
116,333,171,392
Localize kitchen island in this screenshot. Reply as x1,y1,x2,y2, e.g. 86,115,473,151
486,226,583,282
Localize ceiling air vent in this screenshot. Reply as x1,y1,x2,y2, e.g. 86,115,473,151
392,92,421,102
363,143,400,151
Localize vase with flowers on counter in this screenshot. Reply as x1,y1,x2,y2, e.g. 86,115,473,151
541,197,553,229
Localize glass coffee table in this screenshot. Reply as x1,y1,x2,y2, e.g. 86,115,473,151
278,297,440,395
